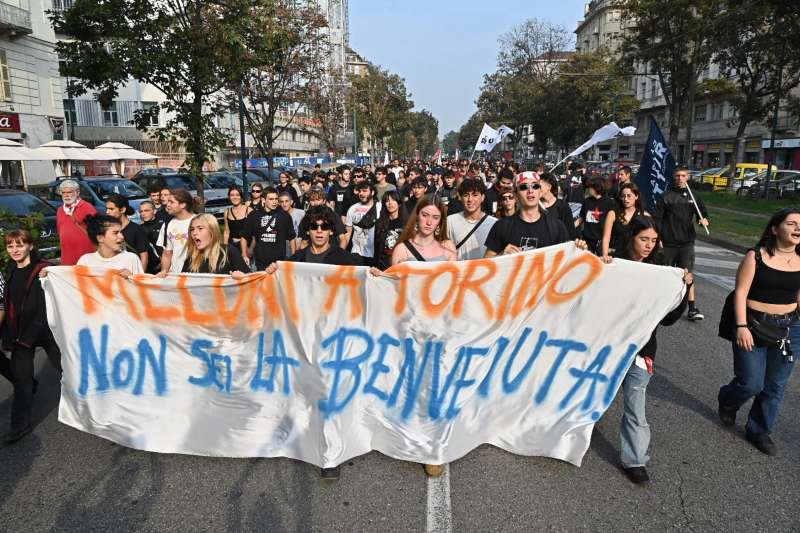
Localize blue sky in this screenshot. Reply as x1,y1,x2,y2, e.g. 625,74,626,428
349,0,589,137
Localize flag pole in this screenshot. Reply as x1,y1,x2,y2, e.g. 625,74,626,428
549,155,571,173
684,184,710,235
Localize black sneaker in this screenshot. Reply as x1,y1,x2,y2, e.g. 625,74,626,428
4,425,32,444
623,466,650,484
688,308,704,321
745,432,776,456
320,467,340,480
718,404,737,427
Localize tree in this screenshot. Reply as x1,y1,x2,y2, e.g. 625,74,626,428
621,0,722,161
305,68,348,153
350,64,414,154
52,0,277,206
442,130,459,155
707,0,800,189
240,0,328,177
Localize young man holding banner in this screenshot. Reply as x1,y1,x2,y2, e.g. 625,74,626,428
654,167,710,320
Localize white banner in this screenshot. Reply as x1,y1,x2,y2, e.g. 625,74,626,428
497,125,514,139
43,244,685,467
567,122,636,158
473,123,501,153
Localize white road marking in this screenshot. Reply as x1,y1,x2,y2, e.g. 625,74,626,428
695,272,735,291
426,464,453,533
694,257,741,270
695,245,741,256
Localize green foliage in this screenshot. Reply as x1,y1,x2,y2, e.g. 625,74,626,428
0,211,48,271
441,130,459,155
51,0,283,205
350,64,414,153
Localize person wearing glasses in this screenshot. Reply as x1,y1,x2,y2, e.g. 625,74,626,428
247,185,266,211
494,191,517,219
484,172,574,257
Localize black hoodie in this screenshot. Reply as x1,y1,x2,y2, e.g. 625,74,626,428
654,186,709,247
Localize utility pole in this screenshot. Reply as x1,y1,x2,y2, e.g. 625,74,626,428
763,60,784,199
238,84,248,193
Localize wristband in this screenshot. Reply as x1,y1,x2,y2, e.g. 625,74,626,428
736,324,749,328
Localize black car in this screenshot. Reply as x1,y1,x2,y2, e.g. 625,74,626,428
132,173,231,219
0,189,59,260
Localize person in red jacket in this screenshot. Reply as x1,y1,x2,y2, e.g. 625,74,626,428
56,179,97,265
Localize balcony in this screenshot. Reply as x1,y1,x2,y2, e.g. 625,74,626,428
0,1,31,36
51,0,73,13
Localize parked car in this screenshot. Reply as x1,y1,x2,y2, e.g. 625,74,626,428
39,175,150,223
700,163,776,192
746,170,800,199
132,173,231,219
132,167,178,180
690,167,724,183
0,189,59,260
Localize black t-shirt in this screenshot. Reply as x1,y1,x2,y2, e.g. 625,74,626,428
327,182,355,216
485,212,570,253
375,217,405,270
122,221,149,256
242,208,296,268
8,262,33,311
181,245,249,274
579,196,615,242
436,187,463,216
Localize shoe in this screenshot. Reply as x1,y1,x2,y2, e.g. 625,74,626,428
687,308,704,321
320,467,340,480
424,464,444,477
623,466,650,484
4,425,32,444
718,404,737,427
745,432,776,456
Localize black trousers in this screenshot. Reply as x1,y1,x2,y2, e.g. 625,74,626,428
1,336,62,431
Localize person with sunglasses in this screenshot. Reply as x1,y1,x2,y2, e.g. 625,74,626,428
484,172,574,257
494,191,516,219
247,185,266,211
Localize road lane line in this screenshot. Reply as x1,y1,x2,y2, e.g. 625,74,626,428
695,272,735,291
426,464,453,533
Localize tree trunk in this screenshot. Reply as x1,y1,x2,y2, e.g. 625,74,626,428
190,93,205,211
685,74,697,168
727,120,748,193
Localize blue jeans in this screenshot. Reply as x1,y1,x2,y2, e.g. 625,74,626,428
718,316,798,436
620,362,652,468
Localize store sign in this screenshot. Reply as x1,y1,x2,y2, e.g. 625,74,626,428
0,113,20,133
761,138,800,150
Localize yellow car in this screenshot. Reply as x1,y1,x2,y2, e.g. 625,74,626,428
701,163,777,192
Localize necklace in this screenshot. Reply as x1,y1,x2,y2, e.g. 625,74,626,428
775,248,797,265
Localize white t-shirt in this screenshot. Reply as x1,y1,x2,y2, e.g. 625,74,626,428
447,212,498,261
345,201,381,257
77,251,143,274
157,216,192,272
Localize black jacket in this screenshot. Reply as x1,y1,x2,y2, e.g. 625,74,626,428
654,186,709,246
288,246,362,266
1,255,53,350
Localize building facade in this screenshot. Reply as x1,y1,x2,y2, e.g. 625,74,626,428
0,0,64,186
575,0,625,55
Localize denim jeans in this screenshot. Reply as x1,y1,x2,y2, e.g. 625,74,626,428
620,362,652,468
718,316,798,436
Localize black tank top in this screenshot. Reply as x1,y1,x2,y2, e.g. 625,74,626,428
227,207,248,240
747,249,800,305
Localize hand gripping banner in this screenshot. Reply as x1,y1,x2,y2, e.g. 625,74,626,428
43,244,685,467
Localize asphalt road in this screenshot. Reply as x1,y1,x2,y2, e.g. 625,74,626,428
1,241,798,532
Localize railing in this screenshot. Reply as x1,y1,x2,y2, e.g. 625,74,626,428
51,0,74,13
0,1,32,35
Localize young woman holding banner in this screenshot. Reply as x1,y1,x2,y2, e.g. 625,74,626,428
0,230,62,444
612,215,693,484
718,208,800,456
77,214,144,276
182,214,248,277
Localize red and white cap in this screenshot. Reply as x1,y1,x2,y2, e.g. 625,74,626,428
515,171,540,187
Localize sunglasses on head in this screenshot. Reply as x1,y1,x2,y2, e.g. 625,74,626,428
310,222,333,231
517,182,541,191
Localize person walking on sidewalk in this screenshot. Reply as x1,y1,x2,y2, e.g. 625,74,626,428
718,208,800,456
654,166,710,321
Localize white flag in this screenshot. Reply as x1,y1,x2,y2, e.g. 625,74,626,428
474,123,501,153
497,125,514,139
567,122,636,158
383,151,389,166
455,148,460,160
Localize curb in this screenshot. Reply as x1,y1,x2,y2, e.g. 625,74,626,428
697,234,750,254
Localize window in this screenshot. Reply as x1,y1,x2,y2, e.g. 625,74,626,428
650,79,657,98
711,102,724,121
0,50,11,102
141,101,159,126
102,102,119,126
637,115,645,130
63,99,77,125
694,104,707,122
640,81,647,98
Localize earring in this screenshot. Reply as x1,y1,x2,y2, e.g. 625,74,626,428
415,223,419,232
434,226,441,236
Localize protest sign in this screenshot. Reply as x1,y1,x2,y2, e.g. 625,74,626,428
43,243,685,467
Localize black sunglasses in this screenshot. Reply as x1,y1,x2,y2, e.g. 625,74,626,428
310,222,333,231
517,183,541,192
501,195,514,201
251,189,262,194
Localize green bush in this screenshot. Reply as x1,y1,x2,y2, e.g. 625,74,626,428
0,210,51,272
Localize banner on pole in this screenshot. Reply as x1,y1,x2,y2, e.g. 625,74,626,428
635,118,676,211
473,124,501,153
567,122,636,159
43,244,685,467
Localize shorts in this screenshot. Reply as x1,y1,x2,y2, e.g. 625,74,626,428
661,243,695,271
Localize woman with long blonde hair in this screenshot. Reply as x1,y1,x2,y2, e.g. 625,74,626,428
182,213,248,276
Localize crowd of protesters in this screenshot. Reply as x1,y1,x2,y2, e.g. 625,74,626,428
0,158,796,488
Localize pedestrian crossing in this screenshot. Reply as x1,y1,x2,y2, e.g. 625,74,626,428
693,244,741,291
